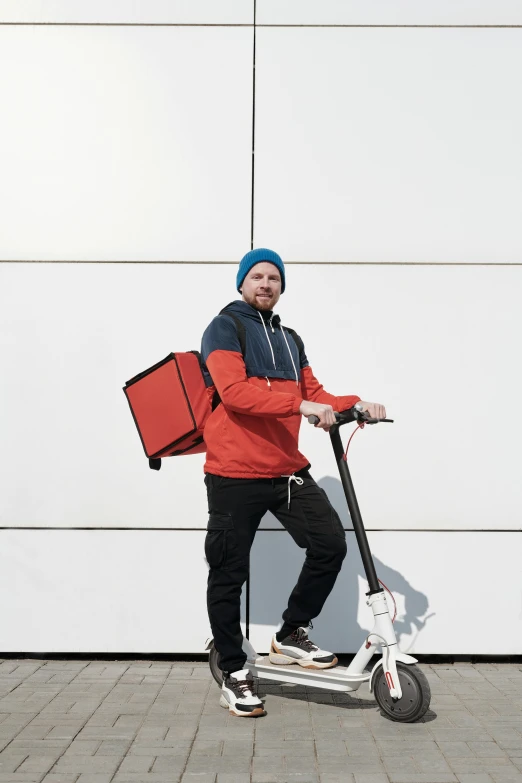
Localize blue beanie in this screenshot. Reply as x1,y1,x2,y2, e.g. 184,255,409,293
236,248,286,293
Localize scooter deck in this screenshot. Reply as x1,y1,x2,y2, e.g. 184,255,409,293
248,656,369,692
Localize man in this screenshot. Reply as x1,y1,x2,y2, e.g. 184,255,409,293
201,248,386,717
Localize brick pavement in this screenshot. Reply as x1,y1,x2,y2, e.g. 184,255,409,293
0,659,521,783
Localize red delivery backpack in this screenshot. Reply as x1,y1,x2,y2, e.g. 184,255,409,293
123,308,304,471
123,311,247,471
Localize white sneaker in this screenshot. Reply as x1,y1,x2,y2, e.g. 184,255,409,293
269,627,338,669
219,669,266,717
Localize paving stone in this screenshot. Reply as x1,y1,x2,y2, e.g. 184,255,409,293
381,754,418,773
95,740,130,756
387,776,457,782
222,740,254,756
429,730,494,743
489,772,522,782
215,775,251,783
114,777,184,782
76,776,114,783
152,755,192,773
319,776,356,783
117,755,154,772
131,745,190,757
468,743,509,758
319,761,385,774
416,758,456,774
345,741,379,756
456,776,494,782
53,756,122,774
0,776,42,782
197,757,255,774
16,755,58,773
190,739,224,755
285,756,318,772
450,757,515,770
438,743,478,758
64,741,101,756
377,740,442,757
0,751,30,772
114,776,183,783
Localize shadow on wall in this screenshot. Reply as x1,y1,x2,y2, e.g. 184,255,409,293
246,476,433,654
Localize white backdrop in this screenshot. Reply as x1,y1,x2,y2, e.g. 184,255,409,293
1,0,521,654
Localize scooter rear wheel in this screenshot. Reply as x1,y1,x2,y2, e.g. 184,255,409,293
208,642,224,686
373,662,431,722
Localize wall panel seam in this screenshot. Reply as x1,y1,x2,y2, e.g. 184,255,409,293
1,261,521,266
0,527,517,532
1,23,522,29
0,22,253,27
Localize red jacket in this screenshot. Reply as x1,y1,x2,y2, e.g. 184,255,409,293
201,301,360,478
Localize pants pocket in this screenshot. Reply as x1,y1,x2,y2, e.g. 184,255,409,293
318,488,346,539
204,513,236,569
330,507,347,539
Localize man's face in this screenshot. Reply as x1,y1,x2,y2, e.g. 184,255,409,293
240,262,282,312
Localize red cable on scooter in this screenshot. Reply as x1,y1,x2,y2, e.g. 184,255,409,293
342,422,364,461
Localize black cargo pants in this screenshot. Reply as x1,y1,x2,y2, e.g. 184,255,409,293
204,466,347,674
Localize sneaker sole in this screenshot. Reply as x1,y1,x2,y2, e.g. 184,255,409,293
269,647,339,670
219,694,266,717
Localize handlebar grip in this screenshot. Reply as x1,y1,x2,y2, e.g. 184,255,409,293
308,412,341,426
308,409,394,426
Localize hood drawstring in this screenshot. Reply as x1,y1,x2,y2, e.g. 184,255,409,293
281,473,304,508
258,312,276,371
258,311,300,387
281,327,299,386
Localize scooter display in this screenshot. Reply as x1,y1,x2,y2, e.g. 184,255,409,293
207,403,431,722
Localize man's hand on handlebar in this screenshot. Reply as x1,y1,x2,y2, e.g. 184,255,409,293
357,401,387,420
301,400,388,431
299,401,336,431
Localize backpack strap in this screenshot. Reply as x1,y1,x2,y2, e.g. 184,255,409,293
283,326,304,358
209,310,248,412
218,308,247,356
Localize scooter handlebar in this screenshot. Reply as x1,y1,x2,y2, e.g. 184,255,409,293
307,404,394,427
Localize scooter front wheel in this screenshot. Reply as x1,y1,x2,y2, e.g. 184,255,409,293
373,662,431,722
208,641,224,686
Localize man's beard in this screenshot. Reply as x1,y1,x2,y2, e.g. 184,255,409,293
245,292,274,311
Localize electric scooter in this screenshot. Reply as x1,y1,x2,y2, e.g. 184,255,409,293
207,403,431,722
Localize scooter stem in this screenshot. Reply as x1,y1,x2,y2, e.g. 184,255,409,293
329,423,381,594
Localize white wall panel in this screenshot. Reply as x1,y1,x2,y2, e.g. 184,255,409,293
1,528,518,655
0,530,226,652
256,0,522,26
1,263,520,530
0,0,253,24
254,28,522,263
248,531,522,654
0,26,252,261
